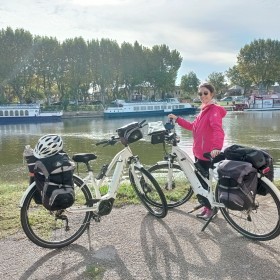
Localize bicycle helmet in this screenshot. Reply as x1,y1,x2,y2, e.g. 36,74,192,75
33,134,63,159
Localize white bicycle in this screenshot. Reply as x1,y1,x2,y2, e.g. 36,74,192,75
20,120,168,249
148,119,280,241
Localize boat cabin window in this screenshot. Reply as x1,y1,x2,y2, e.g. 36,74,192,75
140,106,146,111
10,110,14,116
0,111,3,116
20,110,24,116
134,106,140,111
147,106,153,110
25,110,29,116
15,110,19,116
4,110,8,116
179,105,184,109
154,106,160,110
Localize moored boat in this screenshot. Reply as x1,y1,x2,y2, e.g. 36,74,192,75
244,95,280,111
0,104,63,124
104,98,197,118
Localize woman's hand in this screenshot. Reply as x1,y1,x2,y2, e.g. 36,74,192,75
211,149,220,158
168,114,177,120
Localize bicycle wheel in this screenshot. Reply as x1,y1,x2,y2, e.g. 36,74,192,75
148,163,193,208
129,166,168,218
21,175,93,249
215,178,280,241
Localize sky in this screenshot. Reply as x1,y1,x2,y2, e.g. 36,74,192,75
1,0,280,84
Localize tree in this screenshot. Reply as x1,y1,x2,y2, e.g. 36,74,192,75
237,39,280,91
180,71,200,96
226,65,252,95
207,72,226,95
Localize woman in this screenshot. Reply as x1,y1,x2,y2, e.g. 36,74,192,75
168,82,227,220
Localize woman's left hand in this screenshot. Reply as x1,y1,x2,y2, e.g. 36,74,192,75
211,149,220,158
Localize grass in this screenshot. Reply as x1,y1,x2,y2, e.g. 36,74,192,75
0,180,142,240
1,179,280,240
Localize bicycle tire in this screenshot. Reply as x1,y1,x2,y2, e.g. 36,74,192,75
148,163,193,208
20,175,93,249
129,166,168,218
215,178,280,241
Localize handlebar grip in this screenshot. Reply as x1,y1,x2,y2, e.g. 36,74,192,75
139,119,146,127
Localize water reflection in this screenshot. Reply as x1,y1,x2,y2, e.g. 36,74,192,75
0,111,279,183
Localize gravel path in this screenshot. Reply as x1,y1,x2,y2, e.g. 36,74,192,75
1,203,280,280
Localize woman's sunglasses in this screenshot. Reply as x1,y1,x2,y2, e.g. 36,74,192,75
198,91,209,96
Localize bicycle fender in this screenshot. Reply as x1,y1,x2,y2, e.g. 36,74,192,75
19,182,36,207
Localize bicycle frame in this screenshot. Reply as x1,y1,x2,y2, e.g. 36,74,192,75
20,145,144,213
161,144,224,208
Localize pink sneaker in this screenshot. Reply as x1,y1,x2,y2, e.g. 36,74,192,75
196,206,207,217
196,207,214,221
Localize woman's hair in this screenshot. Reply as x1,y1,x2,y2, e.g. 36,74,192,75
199,82,215,94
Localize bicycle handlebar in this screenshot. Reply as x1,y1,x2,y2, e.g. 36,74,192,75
96,120,147,147
96,136,120,147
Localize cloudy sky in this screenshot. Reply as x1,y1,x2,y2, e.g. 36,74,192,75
1,0,280,84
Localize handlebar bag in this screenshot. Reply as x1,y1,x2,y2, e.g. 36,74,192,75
217,160,258,211
34,153,75,211
148,121,166,144
116,122,143,144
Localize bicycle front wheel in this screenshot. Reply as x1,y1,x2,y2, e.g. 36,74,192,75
148,163,193,208
215,179,280,241
129,166,168,218
20,175,93,249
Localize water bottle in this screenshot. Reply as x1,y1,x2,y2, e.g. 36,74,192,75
23,145,36,177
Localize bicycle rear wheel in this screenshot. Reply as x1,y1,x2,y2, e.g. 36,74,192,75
215,178,280,241
20,175,93,249
129,166,168,218
148,163,193,208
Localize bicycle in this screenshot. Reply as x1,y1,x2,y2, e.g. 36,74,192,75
147,119,280,241
20,120,168,249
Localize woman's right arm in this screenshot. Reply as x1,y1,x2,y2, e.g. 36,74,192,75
168,114,193,131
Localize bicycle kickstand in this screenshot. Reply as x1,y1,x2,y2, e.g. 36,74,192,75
187,204,204,214
201,207,218,232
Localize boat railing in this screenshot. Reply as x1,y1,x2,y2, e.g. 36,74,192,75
0,103,40,109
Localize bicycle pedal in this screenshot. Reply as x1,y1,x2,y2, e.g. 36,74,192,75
92,213,101,222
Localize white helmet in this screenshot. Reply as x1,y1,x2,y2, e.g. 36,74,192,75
33,134,63,158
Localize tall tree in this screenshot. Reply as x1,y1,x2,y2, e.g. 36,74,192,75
207,72,226,95
237,39,280,91
180,71,200,96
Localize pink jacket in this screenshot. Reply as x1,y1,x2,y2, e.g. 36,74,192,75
176,104,227,161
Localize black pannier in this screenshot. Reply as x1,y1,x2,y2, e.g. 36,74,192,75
34,153,75,211
217,160,258,211
116,122,143,145
224,144,274,196
224,144,266,169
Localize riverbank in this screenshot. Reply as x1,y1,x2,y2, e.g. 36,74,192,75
62,111,104,118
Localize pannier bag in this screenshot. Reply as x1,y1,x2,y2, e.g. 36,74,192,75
224,144,266,169
217,160,258,211
224,144,274,196
148,121,166,144
34,153,75,211
116,122,143,145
